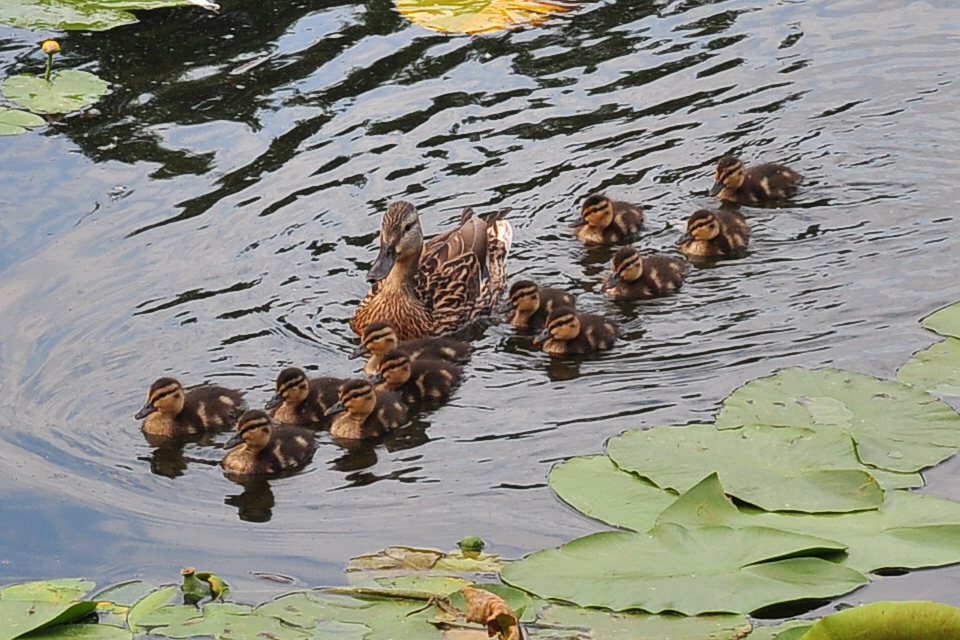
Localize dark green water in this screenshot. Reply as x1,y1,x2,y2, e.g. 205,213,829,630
1,0,960,609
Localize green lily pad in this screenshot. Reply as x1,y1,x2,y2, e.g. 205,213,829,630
715,367,960,474
746,620,813,640
0,0,194,31
15,624,132,639
528,604,751,640
501,522,866,615
607,423,883,513
0,107,46,135
798,600,960,640
126,585,178,633
898,337,960,396
922,301,960,339
0,601,98,640
394,0,573,34
2,69,107,114
272,591,444,640
0,579,94,603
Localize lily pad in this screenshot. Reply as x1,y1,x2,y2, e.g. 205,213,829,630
125,585,178,633
798,600,960,640
0,107,46,135
0,579,94,603
0,0,194,31
2,69,107,114
715,367,960,474
15,624,132,639
898,337,960,396
500,522,867,615
607,423,884,513
529,604,751,640
394,0,573,34
922,301,960,339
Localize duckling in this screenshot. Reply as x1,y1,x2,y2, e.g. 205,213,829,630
221,410,316,475
533,307,619,355
676,209,750,258
500,280,577,331
710,155,802,204
136,377,245,437
371,349,463,405
324,379,408,439
351,202,513,340
350,321,471,377
570,194,644,245
603,246,689,300
265,367,342,426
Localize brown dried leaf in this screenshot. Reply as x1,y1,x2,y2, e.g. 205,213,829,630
461,586,520,640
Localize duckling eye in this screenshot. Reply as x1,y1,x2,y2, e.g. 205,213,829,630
402,222,414,234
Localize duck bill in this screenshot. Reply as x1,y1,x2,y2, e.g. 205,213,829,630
369,373,385,385
366,243,396,283
348,344,369,360
533,328,551,345
224,431,244,449
676,231,694,246
324,400,346,417
708,180,724,197
606,273,622,289
568,217,587,229
497,299,515,314
264,393,283,410
135,402,156,420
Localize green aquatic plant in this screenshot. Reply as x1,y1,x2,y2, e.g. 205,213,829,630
1,40,107,115
0,0,216,31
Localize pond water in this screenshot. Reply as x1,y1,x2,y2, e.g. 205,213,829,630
2,0,960,611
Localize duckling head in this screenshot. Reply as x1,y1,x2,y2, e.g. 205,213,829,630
350,321,401,359
136,377,185,419
265,367,309,410
370,350,413,389
571,194,614,230
607,246,643,289
677,209,721,245
534,306,581,344
709,156,745,196
500,280,542,314
225,410,273,452
325,379,378,419
368,201,424,283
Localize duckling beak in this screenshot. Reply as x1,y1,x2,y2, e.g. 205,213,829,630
135,402,156,420
324,400,346,417
676,231,694,246
264,393,283,410
497,299,514,314
367,243,396,283
708,180,724,197
605,273,622,290
533,328,551,344
568,217,587,229
369,373,385,385
224,431,244,449
348,344,369,359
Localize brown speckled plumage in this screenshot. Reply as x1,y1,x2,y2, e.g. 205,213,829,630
710,156,802,204
372,349,463,405
221,410,315,475
677,209,750,258
265,367,342,426
533,307,619,355
324,379,408,440
351,321,471,377
136,377,245,437
603,247,689,300
501,280,576,330
571,194,643,245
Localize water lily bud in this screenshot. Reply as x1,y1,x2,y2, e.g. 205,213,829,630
42,40,60,55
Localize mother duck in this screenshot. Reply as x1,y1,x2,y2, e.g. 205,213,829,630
351,201,512,341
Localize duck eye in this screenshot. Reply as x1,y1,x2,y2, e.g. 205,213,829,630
402,222,414,233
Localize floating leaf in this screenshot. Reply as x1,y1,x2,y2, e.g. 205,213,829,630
394,0,574,34
607,423,883,513
528,604,751,640
348,546,445,571
0,579,93,603
2,69,107,114
0,107,46,135
716,367,960,474
462,586,520,640
898,337,960,396
15,624,132,639
798,600,960,639
745,620,813,640
922,301,960,339
447,583,541,624
125,585,178,632
501,522,866,615
0,0,195,31
0,601,97,640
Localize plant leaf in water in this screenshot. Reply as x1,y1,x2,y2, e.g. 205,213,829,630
745,620,813,640
607,423,883,513
898,337,960,397
922,301,960,339
2,69,107,115
528,604,751,640
125,585,178,633
797,600,960,639
0,601,97,640
394,0,574,34
0,579,94,603
500,522,866,615
0,0,194,31
716,367,960,474
347,546,445,571
14,624,132,639
0,107,46,135
461,586,520,640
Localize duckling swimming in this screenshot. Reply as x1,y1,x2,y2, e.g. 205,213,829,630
221,410,316,475
534,307,619,355
265,367,342,426
351,321,471,377
136,377,245,437
676,209,750,258
324,379,408,440
500,280,576,331
371,349,463,405
710,155,802,204
570,194,644,245
603,246,689,300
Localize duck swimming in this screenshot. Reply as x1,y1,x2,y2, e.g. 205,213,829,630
676,209,750,258
710,155,802,204
570,194,643,245
534,307,619,355
350,320,471,377
603,246,689,300
221,410,316,475
136,377,245,437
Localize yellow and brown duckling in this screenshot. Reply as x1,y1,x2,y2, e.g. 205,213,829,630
265,367,342,426
500,280,576,331
709,155,803,204
324,379,409,440
351,201,513,341
350,320,471,377
136,377,245,437
371,349,463,406
676,209,751,258
570,194,644,245
603,246,689,300
533,307,619,355
221,410,316,475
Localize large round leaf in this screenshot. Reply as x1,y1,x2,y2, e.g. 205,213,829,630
528,604,750,640
922,301,960,339
501,523,866,615
394,0,573,34
898,337,960,396
2,69,107,114
798,601,960,640
607,423,883,513
0,0,192,31
715,367,960,474
0,107,45,135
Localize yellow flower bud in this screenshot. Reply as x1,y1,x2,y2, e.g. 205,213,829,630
42,40,60,54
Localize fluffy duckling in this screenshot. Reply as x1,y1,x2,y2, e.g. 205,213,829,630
500,280,576,331
350,321,471,377
136,377,245,437
324,379,408,440
676,209,750,258
265,367,342,425
371,349,463,405
221,410,316,475
603,247,689,300
570,194,644,245
534,307,619,355
710,155,803,204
